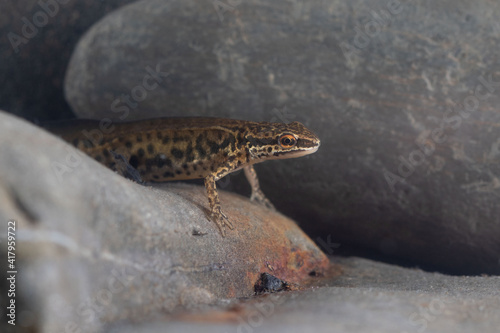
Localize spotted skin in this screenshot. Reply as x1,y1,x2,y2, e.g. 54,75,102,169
46,117,320,236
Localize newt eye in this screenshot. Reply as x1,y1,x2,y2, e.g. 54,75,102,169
279,134,297,148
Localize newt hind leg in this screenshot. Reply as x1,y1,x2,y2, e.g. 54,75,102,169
109,149,145,184
204,174,233,236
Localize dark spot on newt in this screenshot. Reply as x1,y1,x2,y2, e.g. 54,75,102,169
171,148,183,159
129,155,139,169
207,140,219,154
83,140,94,148
185,144,194,162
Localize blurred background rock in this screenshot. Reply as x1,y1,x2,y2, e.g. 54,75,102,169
0,0,136,121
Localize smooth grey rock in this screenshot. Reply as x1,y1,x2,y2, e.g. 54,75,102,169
107,257,500,333
63,0,500,274
0,111,327,333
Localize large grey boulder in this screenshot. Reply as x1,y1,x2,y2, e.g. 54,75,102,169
0,111,327,332
64,0,500,274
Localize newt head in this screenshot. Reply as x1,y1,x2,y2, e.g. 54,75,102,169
246,121,320,161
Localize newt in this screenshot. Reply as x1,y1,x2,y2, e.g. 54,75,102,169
46,117,320,236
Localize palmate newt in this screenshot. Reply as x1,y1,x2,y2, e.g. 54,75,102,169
47,117,320,236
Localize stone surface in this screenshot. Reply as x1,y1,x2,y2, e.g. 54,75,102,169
0,0,136,121
63,0,500,274
0,111,328,333
108,256,500,333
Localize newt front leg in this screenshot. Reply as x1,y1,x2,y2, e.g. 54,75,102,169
244,165,276,210
204,174,234,236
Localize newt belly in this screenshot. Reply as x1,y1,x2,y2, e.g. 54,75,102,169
46,117,320,236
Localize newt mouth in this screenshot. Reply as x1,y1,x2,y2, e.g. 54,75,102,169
271,145,319,159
